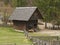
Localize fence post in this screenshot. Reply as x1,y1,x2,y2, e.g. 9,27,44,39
24,29,29,38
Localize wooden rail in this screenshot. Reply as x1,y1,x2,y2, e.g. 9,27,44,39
30,36,60,45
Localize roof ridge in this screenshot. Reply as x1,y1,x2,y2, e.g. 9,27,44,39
16,7,37,9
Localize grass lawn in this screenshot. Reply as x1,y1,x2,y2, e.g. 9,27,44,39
0,27,32,45
29,32,49,36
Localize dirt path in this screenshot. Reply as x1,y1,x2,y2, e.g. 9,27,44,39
39,30,60,36
38,22,60,36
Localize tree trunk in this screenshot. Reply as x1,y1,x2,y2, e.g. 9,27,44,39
53,25,55,29
3,21,7,26
3,15,8,26
45,22,47,29
26,0,33,6
3,10,8,26
58,25,59,29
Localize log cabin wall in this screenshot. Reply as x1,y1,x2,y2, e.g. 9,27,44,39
13,20,26,30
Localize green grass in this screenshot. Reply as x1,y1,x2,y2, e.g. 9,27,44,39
29,32,49,36
0,27,31,45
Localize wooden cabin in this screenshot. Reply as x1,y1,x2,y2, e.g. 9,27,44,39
9,7,43,31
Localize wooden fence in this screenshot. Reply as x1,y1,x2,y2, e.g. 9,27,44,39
30,36,60,45
32,39,60,45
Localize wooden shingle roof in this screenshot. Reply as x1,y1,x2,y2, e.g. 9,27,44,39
9,7,40,21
